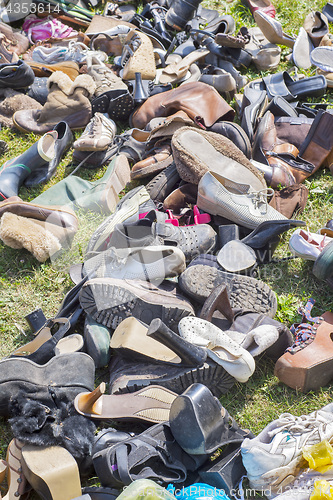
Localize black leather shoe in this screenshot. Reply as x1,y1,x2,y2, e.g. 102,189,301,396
24,121,73,187
169,384,254,455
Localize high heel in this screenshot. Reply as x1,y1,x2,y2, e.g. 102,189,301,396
3,439,30,500
110,316,206,366
74,382,177,423
241,219,306,249
21,445,81,500
147,318,208,366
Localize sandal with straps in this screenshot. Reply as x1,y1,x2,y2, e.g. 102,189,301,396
92,422,207,488
2,439,31,500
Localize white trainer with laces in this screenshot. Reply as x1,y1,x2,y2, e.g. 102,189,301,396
241,403,333,494
73,113,117,151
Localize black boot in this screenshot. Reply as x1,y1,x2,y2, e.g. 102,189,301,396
0,131,57,200
24,121,73,187
165,0,203,30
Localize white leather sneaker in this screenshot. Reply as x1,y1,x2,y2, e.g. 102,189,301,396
241,403,333,494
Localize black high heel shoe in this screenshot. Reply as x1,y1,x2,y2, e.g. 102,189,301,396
241,219,306,249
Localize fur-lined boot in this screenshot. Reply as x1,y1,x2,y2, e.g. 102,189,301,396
9,392,96,477
12,71,96,134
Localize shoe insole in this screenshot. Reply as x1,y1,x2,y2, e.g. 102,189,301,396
110,316,181,363
75,382,177,423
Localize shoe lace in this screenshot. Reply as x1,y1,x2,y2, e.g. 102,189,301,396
83,115,100,136
269,412,330,447
249,188,274,212
287,298,324,353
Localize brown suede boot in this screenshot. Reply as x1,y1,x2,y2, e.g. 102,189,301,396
12,72,96,134
298,110,333,179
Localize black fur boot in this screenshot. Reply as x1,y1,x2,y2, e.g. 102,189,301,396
9,391,96,477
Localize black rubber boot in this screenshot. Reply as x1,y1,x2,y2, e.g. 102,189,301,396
24,122,73,187
0,131,57,200
165,0,203,30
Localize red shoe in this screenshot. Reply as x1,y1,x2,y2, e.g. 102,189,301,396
242,0,276,18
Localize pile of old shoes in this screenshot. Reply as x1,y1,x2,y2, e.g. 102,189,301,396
1,1,333,499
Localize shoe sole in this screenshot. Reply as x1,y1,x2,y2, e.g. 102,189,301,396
110,358,235,397
79,279,194,331
179,264,277,317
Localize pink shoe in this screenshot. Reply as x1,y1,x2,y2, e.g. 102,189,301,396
22,14,77,44
242,0,276,18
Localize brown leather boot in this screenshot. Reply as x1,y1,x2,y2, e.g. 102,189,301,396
252,111,315,188
130,81,235,130
12,72,96,134
298,110,333,178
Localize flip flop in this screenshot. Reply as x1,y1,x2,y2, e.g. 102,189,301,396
158,48,209,84
74,383,177,423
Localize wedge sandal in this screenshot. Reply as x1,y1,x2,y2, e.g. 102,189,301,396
92,422,207,487
21,445,81,500
74,383,177,424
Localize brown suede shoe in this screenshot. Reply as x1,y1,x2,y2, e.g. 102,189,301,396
12,72,96,134
27,61,80,80
269,184,308,218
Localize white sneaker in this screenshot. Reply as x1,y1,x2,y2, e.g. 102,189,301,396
197,171,287,229
32,42,107,65
178,316,255,382
272,468,333,499
73,113,117,151
82,245,186,282
289,228,333,261
241,403,333,494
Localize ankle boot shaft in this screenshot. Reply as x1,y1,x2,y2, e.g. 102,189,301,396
299,110,333,171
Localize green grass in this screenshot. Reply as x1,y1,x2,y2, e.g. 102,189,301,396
1,0,333,498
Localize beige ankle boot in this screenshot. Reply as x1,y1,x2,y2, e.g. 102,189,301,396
12,71,96,134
